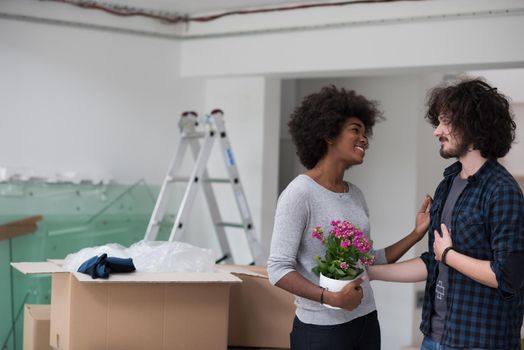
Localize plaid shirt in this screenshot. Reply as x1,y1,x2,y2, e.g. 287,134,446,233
420,158,524,349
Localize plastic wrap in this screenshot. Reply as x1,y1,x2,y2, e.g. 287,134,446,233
62,243,130,272
62,240,215,273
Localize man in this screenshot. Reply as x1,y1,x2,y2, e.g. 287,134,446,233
369,78,524,350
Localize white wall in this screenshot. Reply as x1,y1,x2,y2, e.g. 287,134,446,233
0,17,230,264
469,69,524,103
279,80,306,193
200,77,281,263
468,69,524,176
0,18,281,264
0,18,203,185
0,0,184,37
180,0,524,77
505,103,524,176
3,0,524,348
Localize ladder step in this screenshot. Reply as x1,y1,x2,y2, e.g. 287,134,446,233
168,176,190,182
182,132,206,139
206,178,230,183
168,176,230,183
216,222,244,228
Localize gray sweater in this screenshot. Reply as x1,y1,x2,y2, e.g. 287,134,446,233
267,174,386,325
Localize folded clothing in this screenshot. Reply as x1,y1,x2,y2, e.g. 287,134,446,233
77,253,136,279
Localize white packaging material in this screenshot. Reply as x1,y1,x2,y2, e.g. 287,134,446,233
62,240,215,273
62,243,130,272
127,240,215,273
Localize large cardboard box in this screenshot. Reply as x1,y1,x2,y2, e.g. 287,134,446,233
12,262,241,350
23,304,51,350
218,265,295,349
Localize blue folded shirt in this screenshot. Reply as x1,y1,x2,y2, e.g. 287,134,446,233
77,253,136,279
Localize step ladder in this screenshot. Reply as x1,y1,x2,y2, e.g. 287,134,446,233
143,109,260,264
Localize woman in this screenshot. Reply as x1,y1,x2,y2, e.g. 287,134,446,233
267,85,431,350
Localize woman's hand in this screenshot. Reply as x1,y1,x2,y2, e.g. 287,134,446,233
384,195,433,263
324,277,364,311
434,223,453,261
414,195,432,240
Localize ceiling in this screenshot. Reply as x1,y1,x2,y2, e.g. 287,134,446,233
101,0,378,15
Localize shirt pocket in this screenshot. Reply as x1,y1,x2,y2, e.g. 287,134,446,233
453,210,490,256
428,202,441,245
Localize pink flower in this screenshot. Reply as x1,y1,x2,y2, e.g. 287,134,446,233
312,226,324,241
353,236,371,253
360,255,376,266
312,219,375,280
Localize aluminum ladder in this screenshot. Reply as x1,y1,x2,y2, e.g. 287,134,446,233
143,109,260,264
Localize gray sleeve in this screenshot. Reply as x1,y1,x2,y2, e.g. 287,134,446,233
267,187,309,285
371,248,387,265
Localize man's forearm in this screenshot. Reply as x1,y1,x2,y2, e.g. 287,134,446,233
444,250,498,288
368,257,427,282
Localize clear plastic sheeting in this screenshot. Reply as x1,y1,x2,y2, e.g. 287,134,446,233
62,243,130,272
62,240,215,273
128,240,215,272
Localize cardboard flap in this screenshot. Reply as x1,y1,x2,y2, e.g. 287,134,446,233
72,271,242,283
47,259,64,266
11,262,65,274
215,265,267,278
12,261,242,283
25,304,51,320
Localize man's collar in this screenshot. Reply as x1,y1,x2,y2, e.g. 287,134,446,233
468,158,497,182
442,158,497,182
443,161,462,178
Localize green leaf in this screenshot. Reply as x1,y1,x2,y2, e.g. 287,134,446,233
334,268,345,277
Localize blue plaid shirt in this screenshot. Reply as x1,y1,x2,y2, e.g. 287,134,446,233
420,158,524,349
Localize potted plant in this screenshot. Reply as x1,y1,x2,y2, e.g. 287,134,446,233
312,220,375,309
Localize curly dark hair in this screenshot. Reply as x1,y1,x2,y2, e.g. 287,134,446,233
425,78,516,158
288,85,383,169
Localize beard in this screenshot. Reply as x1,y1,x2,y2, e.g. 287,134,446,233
439,139,470,159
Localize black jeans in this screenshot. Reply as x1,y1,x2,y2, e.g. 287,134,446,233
290,311,381,350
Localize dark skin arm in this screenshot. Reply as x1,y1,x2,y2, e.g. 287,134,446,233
274,197,431,308
276,271,364,310
384,195,432,263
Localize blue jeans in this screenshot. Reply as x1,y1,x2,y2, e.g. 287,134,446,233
420,336,487,350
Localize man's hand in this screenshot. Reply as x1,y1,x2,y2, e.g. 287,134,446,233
434,223,453,261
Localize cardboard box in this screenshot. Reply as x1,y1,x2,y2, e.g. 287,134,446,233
218,265,295,349
23,304,51,350
12,262,241,350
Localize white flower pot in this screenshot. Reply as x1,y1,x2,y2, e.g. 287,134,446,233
319,272,362,310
